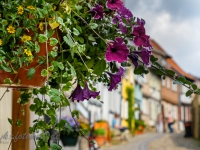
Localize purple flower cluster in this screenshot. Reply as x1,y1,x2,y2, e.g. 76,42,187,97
69,82,100,102
71,0,153,101
132,19,152,48
61,116,79,128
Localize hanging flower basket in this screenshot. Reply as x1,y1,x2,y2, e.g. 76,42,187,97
0,28,60,88
60,134,78,146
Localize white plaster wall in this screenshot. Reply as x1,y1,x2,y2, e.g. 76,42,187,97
0,88,12,150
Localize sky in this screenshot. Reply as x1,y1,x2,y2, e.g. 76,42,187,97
124,0,200,77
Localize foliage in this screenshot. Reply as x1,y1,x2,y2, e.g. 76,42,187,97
126,86,134,132
93,128,105,136
0,0,198,149
135,119,146,131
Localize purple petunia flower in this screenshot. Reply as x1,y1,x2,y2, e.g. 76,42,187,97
112,15,120,24
137,18,145,26
105,37,129,63
106,0,123,10
83,82,100,100
132,24,151,48
69,84,85,102
128,48,151,67
91,3,104,20
128,53,139,68
106,67,124,91
134,48,151,66
117,5,133,22
118,23,128,34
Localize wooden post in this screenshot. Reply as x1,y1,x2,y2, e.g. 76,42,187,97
12,90,30,150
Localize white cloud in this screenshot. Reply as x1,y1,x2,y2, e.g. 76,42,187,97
125,0,200,76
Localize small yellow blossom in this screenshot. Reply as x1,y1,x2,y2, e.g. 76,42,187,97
27,6,35,10
49,20,60,29
0,14,1,18
65,4,71,15
17,6,24,15
39,22,44,31
21,35,32,42
0,39,2,46
7,25,16,34
24,49,33,56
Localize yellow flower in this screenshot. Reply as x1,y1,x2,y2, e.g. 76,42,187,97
21,35,32,42
7,25,16,34
39,22,44,31
17,6,24,15
0,39,2,46
27,6,35,10
49,20,60,29
0,14,1,18
24,49,33,56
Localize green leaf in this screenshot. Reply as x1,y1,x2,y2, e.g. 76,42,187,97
58,62,64,70
73,28,80,36
166,70,175,76
1,64,11,72
41,69,48,77
67,61,76,77
153,69,165,76
16,119,23,127
62,82,72,91
88,34,95,41
72,110,79,119
4,78,13,84
191,84,197,90
27,68,36,80
35,41,40,53
186,90,193,97
60,93,70,106
50,51,57,58
47,88,61,103
63,35,74,47
93,59,106,76
150,55,158,63
38,34,48,43
16,28,23,37
134,65,149,75
177,76,186,83
57,17,64,26
89,23,98,29
50,143,62,150
46,108,55,116
50,38,58,46
8,118,13,125
47,28,55,38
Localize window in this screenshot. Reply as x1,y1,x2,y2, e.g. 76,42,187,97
162,78,165,86
167,78,170,89
172,83,177,92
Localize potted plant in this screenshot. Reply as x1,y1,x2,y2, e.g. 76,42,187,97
134,120,146,135
0,0,196,150
93,128,106,147
60,116,79,146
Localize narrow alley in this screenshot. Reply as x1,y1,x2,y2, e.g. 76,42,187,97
101,133,200,150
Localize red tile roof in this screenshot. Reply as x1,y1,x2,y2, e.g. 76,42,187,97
166,58,195,80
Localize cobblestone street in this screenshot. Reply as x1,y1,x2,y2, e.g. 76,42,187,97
101,133,200,150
